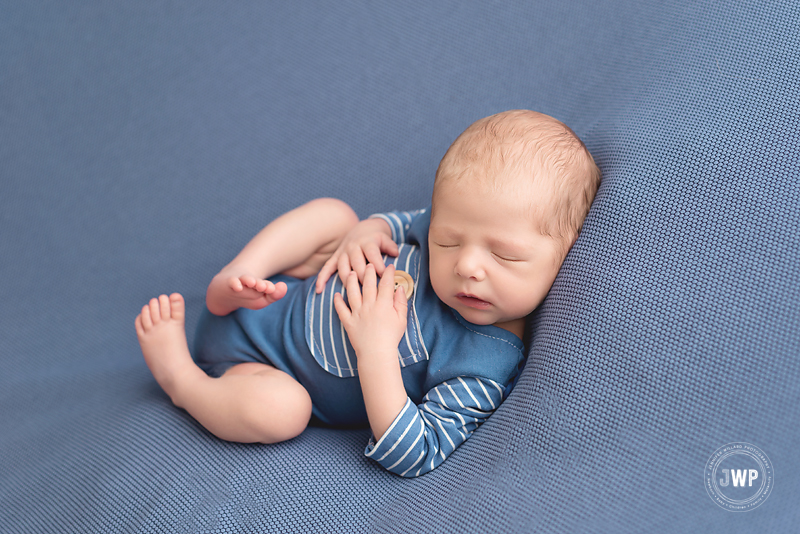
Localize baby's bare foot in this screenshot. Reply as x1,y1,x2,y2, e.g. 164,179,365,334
135,293,204,405
207,272,288,316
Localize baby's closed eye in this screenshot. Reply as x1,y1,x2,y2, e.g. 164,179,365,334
492,252,523,262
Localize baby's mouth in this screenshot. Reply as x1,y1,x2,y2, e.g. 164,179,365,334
456,293,491,310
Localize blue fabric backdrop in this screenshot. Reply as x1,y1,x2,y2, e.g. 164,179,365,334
1,1,797,532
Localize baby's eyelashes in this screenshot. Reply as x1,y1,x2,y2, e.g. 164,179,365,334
492,253,523,262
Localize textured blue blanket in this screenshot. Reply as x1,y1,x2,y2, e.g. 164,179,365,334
1,1,797,532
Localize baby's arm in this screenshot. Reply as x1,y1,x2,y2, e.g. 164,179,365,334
207,198,358,316
333,264,410,440
365,376,504,477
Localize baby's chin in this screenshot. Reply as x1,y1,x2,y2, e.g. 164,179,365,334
446,303,500,325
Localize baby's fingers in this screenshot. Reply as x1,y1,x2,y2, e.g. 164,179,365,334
377,264,396,302
393,276,409,320
316,255,338,293
333,292,351,321
348,247,367,282
344,271,362,309
363,242,387,276
380,233,399,257
361,264,378,302
336,253,354,286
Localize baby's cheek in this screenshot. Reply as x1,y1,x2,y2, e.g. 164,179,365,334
427,265,447,300
502,276,541,313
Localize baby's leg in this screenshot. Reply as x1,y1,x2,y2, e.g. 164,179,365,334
136,293,311,443
207,198,358,316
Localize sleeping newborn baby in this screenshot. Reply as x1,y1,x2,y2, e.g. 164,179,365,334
135,109,601,477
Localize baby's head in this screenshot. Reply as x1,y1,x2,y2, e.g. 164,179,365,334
428,110,601,334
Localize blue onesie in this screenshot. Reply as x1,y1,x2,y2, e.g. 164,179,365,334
194,209,526,477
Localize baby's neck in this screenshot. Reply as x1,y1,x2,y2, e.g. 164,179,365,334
493,317,525,340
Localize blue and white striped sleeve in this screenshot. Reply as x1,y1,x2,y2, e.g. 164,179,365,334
364,376,506,478
368,209,426,244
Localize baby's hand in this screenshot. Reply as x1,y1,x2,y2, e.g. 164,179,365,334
315,218,398,293
333,264,408,359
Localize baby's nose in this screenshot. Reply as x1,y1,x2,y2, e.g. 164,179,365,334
454,250,486,281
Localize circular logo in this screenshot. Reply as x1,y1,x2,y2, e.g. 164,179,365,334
705,442,773,511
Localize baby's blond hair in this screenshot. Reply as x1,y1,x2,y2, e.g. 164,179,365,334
434,110,601,249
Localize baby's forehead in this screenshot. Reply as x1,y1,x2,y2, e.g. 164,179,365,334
433,176,556,222
434,162,557,201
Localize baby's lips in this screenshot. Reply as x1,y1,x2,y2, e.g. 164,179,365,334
456,293,491,309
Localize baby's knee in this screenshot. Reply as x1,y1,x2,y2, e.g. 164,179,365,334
308,198,359,230
273,383,313,442
251,375,312,444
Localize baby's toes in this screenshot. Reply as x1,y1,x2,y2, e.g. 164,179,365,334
135,313,145,336
159,294,171,320
169,293,185,321
140,304,153,330
267,281,288,302
148,297,162,324
227,276,244,292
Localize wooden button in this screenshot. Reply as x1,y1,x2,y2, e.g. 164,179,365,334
393,270,414,300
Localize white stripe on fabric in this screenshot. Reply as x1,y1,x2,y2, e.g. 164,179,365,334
327,277,342,377
432,417,456,451
386,418,426,471
376,412,420,462
387,212,405,243
370,400,413,460
432,387,467,441
477,379,497,410
314,284,330,372
489,380,504,399
457,377,486,411
307,285,317,360
400,449,426,477
458,377,480,407
339,286,353,374
420,403,466,439
443,382,469,416
309,285,332,372
408,260,428,363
